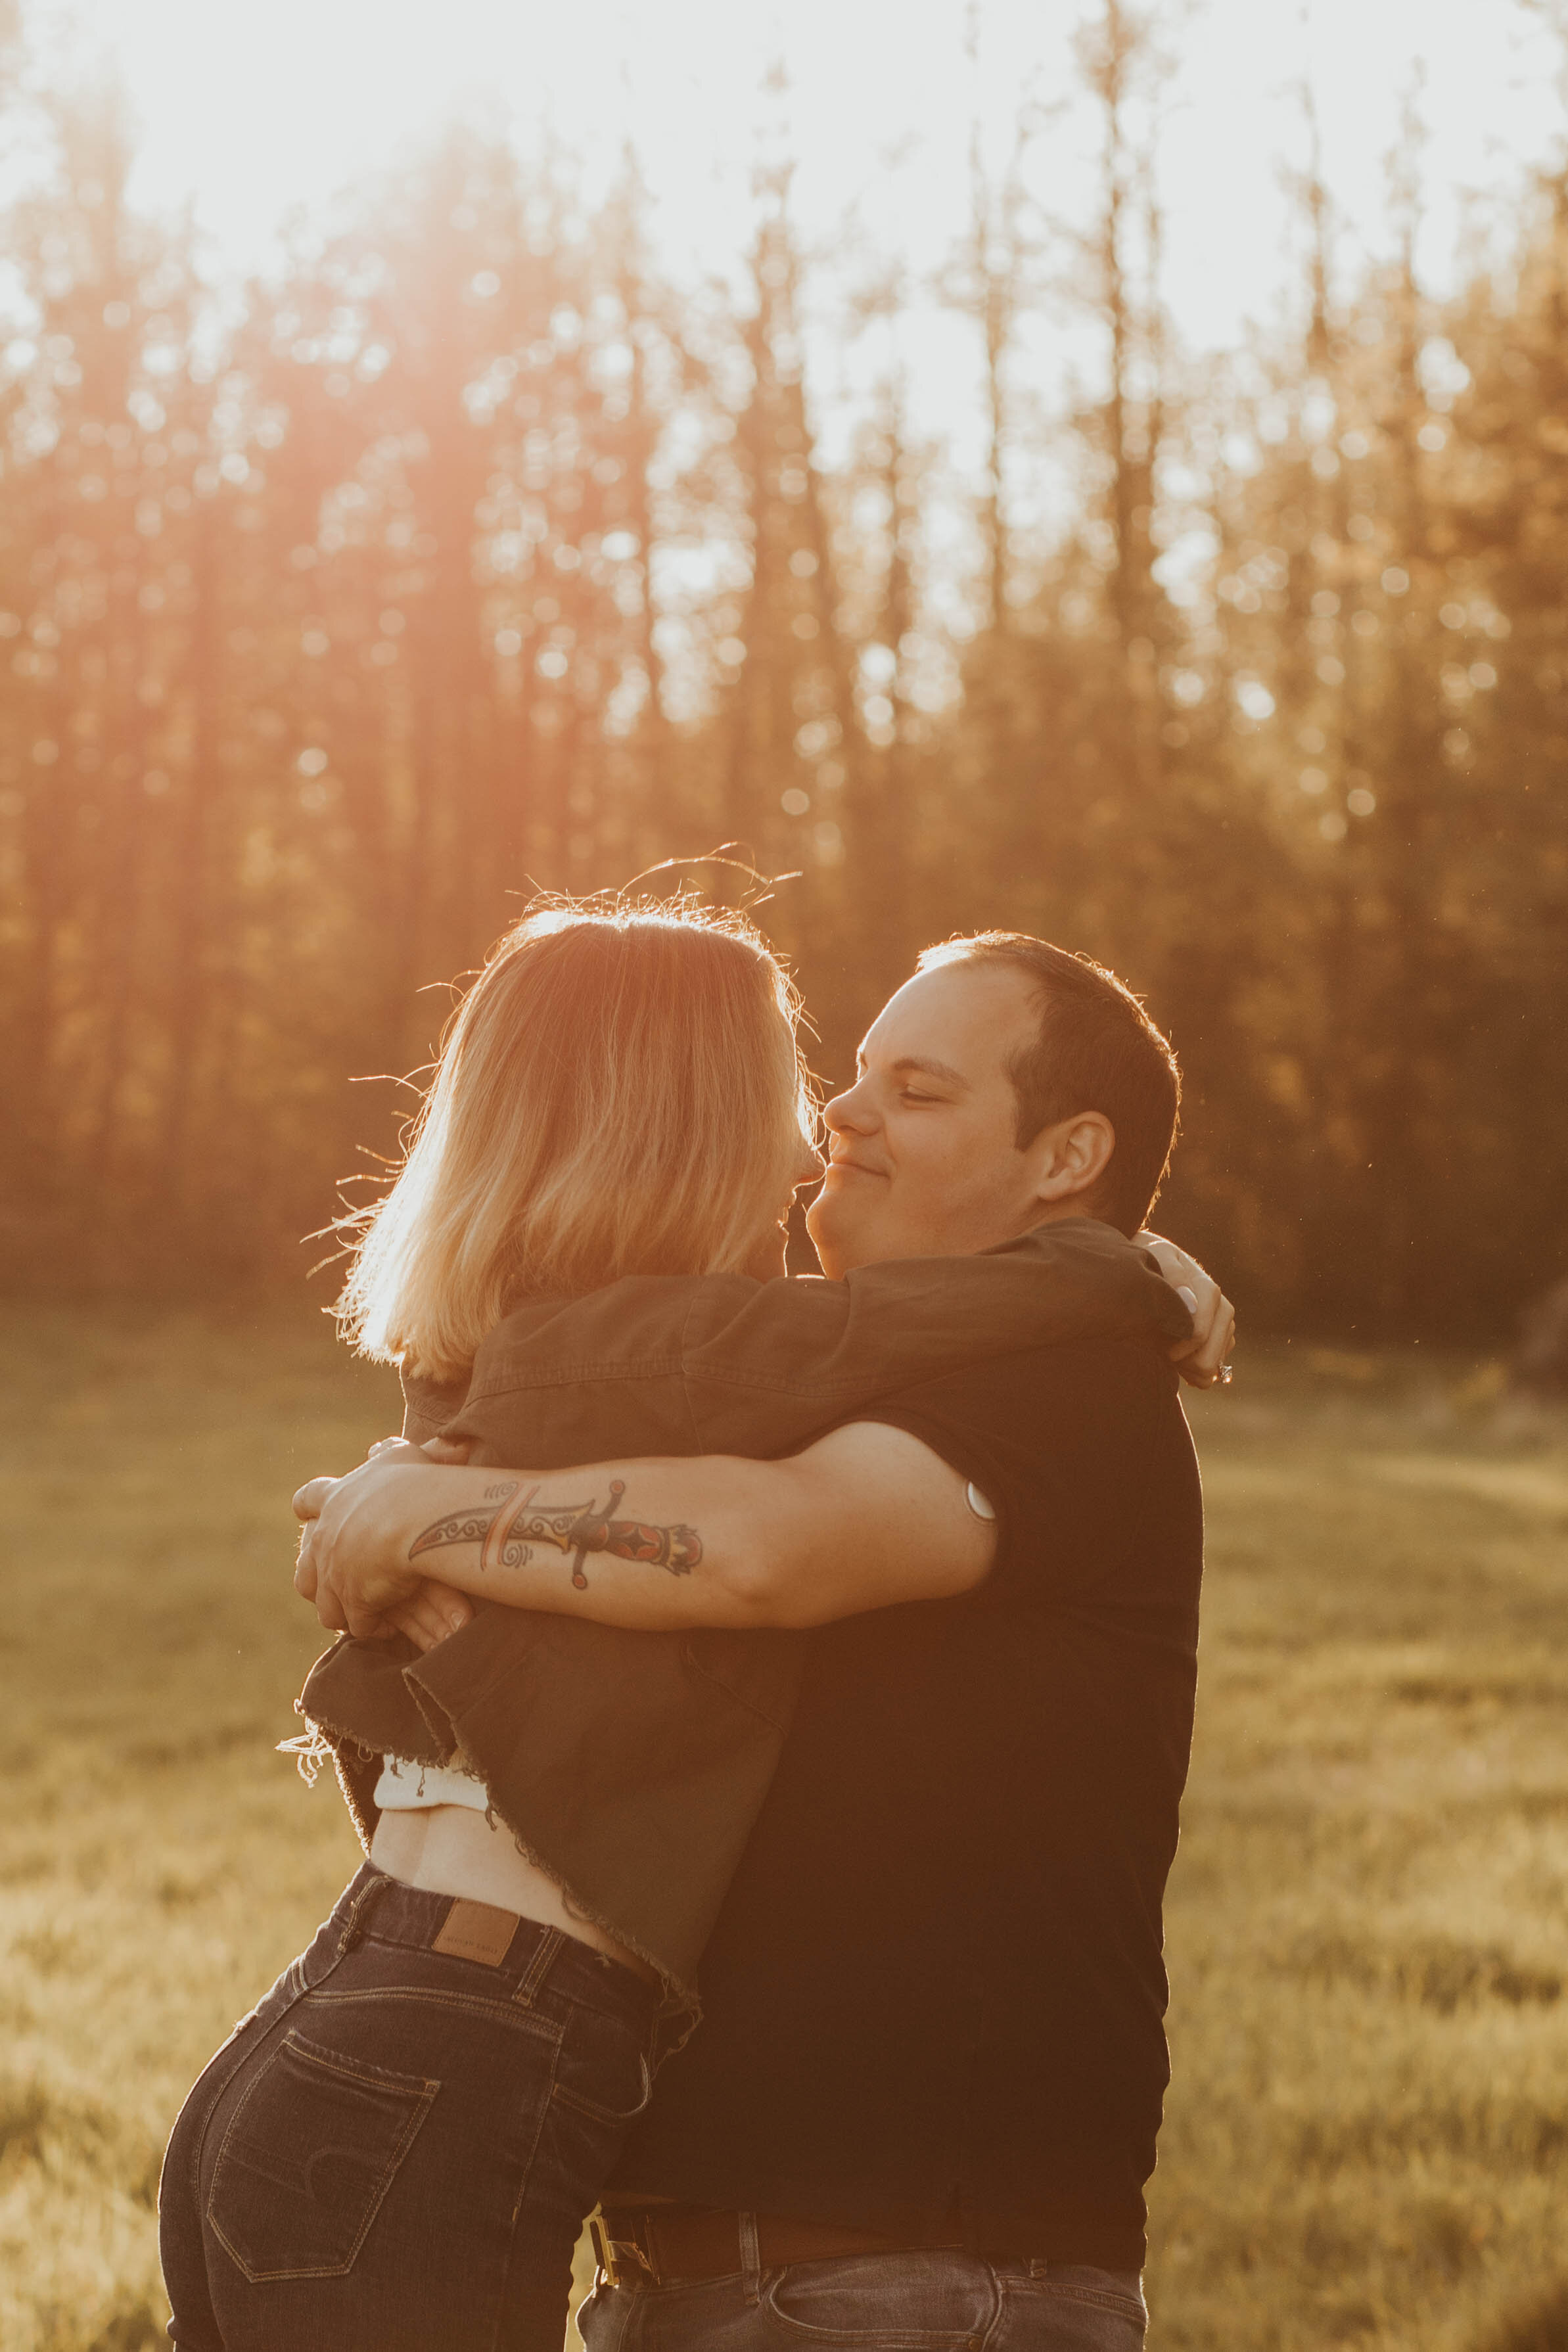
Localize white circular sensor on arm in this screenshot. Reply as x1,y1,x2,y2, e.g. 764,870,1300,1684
965,1481,996,1522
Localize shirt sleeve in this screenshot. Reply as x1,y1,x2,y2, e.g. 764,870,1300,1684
846,1337,1178,1609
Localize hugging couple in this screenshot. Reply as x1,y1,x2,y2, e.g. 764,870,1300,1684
158,903,1234,2352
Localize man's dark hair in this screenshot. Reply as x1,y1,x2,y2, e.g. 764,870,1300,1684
917,933,1181,1236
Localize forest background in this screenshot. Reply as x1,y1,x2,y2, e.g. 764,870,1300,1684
3,0,1567,1335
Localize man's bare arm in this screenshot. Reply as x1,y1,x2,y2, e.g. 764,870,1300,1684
295,1423,995,1641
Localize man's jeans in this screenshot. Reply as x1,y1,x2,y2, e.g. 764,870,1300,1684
578,2249,1148,2352
158,1865,658,2352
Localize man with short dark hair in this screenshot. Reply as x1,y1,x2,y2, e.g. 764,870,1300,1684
807,933,1183,1267
300,936,1232,2349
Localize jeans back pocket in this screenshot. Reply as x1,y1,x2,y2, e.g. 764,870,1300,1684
208,2027,438,2282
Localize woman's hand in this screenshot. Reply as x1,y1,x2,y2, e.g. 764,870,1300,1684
383,1576,475,1653
1138,1232,1236,1389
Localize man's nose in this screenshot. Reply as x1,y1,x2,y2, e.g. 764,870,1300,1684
825,1078,876,1135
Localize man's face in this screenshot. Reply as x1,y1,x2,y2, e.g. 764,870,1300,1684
806,961,1066,1278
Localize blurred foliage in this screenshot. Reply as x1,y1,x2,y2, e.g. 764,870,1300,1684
1,12,1565,1333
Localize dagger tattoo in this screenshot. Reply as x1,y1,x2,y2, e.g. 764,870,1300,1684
408,1479,703,1589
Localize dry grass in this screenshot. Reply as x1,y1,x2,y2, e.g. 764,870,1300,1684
1,1308,1565,2349
1157,1353,1568,2349
0,1304,391,2352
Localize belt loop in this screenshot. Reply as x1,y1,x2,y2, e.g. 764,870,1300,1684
335,1870,388,1959
513,1924,566,2006
738,2211,762,2306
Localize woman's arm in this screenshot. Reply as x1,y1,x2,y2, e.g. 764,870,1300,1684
1138,1232,1235,1385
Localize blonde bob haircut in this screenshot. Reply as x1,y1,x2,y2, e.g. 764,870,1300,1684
337,898,818,1380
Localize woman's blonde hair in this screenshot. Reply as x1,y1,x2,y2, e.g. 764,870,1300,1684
336,897,818,1379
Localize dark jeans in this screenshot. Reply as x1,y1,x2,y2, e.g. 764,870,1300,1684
159,1864,659,2352
578,2249,1147,2352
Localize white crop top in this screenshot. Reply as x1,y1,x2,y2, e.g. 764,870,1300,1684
373,1753,491,1814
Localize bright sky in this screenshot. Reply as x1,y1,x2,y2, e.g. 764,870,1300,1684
24,0,1564,325
14,0,1568,503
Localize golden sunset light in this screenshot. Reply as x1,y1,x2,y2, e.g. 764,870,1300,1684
5,2,1568,2347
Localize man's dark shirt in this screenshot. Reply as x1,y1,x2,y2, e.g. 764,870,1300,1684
611,1337,1204,2271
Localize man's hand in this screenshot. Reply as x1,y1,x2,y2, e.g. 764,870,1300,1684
1138,1233,1235,1388
294,1454,465,1639
293,1451,419,1636
292,1435,418,1603
294,1436,476,1646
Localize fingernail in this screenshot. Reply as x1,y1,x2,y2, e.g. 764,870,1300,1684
1176,1285,1198,1312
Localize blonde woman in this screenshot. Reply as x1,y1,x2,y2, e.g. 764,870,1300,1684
159,900,1201,2352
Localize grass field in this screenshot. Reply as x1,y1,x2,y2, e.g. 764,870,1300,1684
1,1306,1565,2351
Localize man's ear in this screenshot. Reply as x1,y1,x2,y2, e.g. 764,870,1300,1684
1024,1111,1116,1209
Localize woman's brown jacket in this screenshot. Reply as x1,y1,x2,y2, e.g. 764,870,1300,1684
298,1220,1190,2018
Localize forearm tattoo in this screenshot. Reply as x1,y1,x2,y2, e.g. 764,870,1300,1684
408,1477,703,1589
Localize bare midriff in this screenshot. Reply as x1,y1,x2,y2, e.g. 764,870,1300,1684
370,1807,662,1988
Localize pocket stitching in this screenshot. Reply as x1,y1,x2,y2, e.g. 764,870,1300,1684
552,2050,653,2125
1015,2282,1145,2325
766,2321,973,2348
307,1985,565,2039
764,2320,975,2348
762,2276,985,2347
206,2029,438,2284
